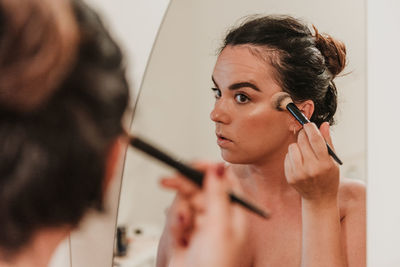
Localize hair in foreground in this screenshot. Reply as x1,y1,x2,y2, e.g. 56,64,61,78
0,0,129,258
221,15,347,127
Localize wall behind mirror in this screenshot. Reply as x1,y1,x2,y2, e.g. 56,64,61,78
367,0,400,265
115,0,366,266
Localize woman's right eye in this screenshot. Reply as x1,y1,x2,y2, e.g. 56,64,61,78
211,88,221,99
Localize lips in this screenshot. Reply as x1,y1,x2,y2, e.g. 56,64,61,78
216,133,233,147
216,133,231,141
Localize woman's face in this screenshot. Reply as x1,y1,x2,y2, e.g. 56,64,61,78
210,45,294,164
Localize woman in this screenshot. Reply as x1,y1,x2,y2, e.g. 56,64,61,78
0,0,244,266
0,0,129,265
157,15,366,267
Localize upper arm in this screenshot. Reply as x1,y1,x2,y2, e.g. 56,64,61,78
339,180,366,267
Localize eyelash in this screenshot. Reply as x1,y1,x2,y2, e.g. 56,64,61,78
211,88,221,99
211,88,251,104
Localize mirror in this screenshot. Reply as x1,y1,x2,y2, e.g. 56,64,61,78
59,1,170,267
113,0,366,265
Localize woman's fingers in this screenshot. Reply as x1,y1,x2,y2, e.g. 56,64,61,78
204,165,230,218
285,122,340,202
297,128,318,162
160,176,198,197
288,143,303,167
191,160,216,172
160,174,202,249
160,162,229,248
168,195,193,248
161,162,248,251
203,164,247,244
284,153,293,180
303,123,330,160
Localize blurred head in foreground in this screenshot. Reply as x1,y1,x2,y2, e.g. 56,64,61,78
0,0,129,263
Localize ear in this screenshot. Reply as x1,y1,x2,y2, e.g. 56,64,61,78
297,100,314,121
288,100,315,133
103,137,126,195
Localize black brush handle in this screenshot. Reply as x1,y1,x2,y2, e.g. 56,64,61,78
130,137,204,186
286,103,310,125
326,143,343,165
286,103,343,165
129,136,269,219
229,192,269,219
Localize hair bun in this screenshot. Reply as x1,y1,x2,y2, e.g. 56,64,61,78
0,0,78,113
312,25,346,78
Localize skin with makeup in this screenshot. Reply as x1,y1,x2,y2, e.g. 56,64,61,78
157,16,366,267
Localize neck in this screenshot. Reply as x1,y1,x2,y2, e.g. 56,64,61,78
232,141,298,199
0,227,70,267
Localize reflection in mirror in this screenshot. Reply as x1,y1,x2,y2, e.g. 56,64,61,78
114,0,366,266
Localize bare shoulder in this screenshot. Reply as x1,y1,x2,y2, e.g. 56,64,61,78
338,178,366,212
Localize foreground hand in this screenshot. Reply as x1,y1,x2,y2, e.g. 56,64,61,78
160,162,246,267
284,122,340,205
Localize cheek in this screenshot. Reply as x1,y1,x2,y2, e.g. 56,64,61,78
232,108,291,158
221,114,288,164
236,107,286,140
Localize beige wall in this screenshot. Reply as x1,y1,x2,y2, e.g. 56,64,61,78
367,0,400,265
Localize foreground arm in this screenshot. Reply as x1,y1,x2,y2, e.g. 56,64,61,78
156,162,246,267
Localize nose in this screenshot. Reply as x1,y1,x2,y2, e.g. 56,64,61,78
210,100,231,124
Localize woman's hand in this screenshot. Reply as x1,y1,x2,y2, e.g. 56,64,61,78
158,162,246,267
284,122,340,206
284,122,346,267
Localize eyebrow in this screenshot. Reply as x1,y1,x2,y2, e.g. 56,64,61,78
212,76,261,92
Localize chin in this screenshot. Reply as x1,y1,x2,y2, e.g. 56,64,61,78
221,150,257,164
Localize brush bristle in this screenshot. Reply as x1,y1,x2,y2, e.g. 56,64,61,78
271,92,293,111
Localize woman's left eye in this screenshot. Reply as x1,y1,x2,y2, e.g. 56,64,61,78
235,94,250,104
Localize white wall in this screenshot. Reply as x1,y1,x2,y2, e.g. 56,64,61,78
367,0,400,266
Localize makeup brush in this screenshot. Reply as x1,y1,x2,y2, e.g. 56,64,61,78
271,92,343,165
128,135,270,219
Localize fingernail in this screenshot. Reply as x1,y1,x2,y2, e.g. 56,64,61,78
216,163,225,178
181,238,188,247
159,179,166,185
178,213,184,224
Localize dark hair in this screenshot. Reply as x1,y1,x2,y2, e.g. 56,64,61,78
0,0,129,258
221,15,346,126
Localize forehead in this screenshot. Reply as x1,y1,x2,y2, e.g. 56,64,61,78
213,45,281,91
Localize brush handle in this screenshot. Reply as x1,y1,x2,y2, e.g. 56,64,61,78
228,192,269,218
130,137,204,186
286,103,343,165
326,143,343,165
286,103,310,125
129,136,269,218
